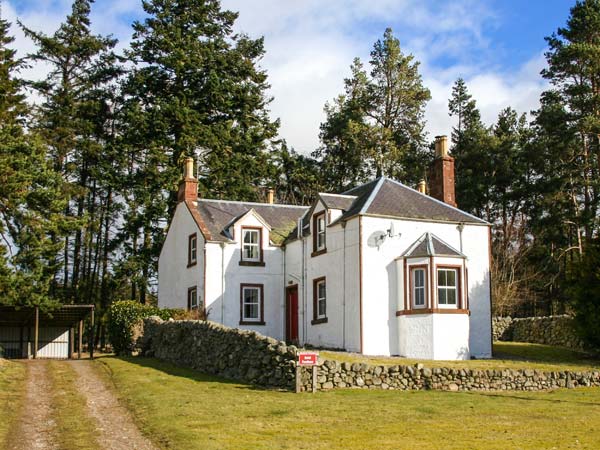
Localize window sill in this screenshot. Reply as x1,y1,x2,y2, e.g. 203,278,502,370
239,260,265,267
396,308,470,316
239,320,266,326
187,261,197,268
311,248,327,257
311,317,328,325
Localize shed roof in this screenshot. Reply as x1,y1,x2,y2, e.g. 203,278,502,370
0,305,94,327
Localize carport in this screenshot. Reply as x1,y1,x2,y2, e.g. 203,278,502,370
0,304,95,359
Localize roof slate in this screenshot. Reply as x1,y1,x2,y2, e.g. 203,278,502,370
318,193,357,211
193,199,308,244
402,232,465,258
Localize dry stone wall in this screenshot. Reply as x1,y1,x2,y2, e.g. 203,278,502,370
138,317,298,389
492,315,584,350
298,360,600,392
138,317,599,393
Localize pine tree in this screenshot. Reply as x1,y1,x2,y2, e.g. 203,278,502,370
315,28,431,189
0,13,68,309
20,0,123,305
118,0,279,302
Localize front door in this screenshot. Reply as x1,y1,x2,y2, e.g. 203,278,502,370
285,286,299,343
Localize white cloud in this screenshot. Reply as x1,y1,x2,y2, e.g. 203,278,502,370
4,0,548,153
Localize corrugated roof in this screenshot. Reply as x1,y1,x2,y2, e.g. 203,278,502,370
193,199,308,245
402,232,465,258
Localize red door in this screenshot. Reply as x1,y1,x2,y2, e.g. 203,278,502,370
286,286,299,343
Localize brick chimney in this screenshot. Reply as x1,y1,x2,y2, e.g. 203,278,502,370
177,157,198,203
428,135,456,207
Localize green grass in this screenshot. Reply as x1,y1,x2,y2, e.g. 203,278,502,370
319,341,600,372
47,361,100,450
97,356,600,450
0,359,26,449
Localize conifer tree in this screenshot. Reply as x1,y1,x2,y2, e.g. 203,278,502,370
118,0,279,301
315,28,431,189
0,13,68,308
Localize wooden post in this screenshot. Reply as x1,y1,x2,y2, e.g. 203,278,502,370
312,365,318,393
69,327,75,359
33,306,39,359
295,366,302,393
90,308,95,360
78,320,83,359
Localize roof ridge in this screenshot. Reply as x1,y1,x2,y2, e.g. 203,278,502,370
319,192,358,198
199,198,308,209
383,178,488,225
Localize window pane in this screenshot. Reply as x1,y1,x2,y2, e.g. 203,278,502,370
415,288,424,306
318,298,326,317
318,282,326,299
438,270,447,286
244,303,258,319
447,289,457,305
447,270,456,286
244,230,258,244
244,288,258,303
438,289,447,304
318,217,325,232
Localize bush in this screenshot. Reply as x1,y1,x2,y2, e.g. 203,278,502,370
570,242,600,351
107,301,174,355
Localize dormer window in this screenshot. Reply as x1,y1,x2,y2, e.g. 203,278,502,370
188,233,197,267
240,227,265,266
312,211,326,256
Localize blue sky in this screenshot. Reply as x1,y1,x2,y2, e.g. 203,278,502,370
4,0,574,154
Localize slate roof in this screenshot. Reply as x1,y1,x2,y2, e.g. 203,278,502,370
337,177,487,225
191,199,308,244
186,177,486,246
318,193,357,211
402,232,465,258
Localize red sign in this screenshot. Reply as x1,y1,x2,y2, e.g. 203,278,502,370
298,352,318,366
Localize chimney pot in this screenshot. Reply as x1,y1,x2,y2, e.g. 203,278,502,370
267,188,275,204
417,180,427,194
178,157,199,203
434,135,449,158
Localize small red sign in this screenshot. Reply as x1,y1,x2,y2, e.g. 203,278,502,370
298,352,318,366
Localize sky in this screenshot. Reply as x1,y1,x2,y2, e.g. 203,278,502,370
3,0,573,155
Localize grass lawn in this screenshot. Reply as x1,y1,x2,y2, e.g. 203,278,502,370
97,356,600,450
47,361,100,450
0,359,26,449
319,341,600,372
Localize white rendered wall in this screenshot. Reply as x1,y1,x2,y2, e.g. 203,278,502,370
433,314,470,360
284,202,361,352
204,213,285,340
360,216,491,358
158,202,204,310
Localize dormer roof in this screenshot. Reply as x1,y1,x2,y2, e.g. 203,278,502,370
402,232,465,258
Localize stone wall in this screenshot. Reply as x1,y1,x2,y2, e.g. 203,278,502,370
138,317,298,389
298,360,600,392
139,317,599,393
492,315,584,350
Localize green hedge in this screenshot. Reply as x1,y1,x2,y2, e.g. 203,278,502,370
107,301,177,355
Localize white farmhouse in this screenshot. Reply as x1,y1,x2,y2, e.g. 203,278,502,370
158,136,492,360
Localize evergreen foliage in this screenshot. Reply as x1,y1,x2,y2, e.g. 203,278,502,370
314,29,431,190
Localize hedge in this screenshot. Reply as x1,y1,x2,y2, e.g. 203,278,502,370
107,301,176,355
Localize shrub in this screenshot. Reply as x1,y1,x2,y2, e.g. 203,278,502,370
570,242,600,351
107,301,174,355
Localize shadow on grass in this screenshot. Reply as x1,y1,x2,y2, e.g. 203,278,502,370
96,355,295,394
463,390,600,406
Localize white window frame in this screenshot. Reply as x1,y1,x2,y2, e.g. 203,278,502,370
188,234,197,266
241,228,261,262
411,267,427,309
242,285,262,322
188,287,198,310
316,279,326,319
315,213,326,251
437,268,459,308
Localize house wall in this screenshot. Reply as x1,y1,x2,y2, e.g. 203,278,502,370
284,203,361,352
158,202,204,310
360,216,491,358
204,213,286,340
